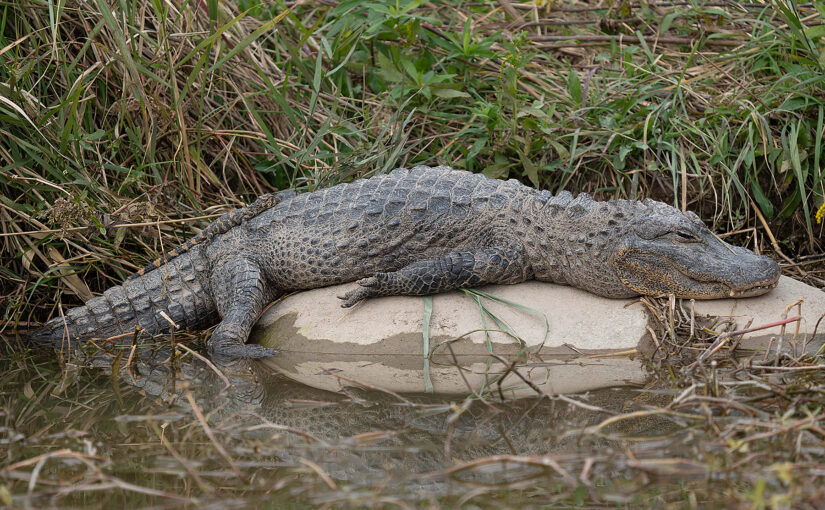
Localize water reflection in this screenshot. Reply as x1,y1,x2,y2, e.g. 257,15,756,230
121,345,672,483
1,338,676,507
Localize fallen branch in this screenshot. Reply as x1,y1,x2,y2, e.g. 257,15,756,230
692,316,801,366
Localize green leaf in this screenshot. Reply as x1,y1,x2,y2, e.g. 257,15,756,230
432,88,469,99
519,152,540,187
660,12,679,35
548,140,569,161
93,0,141,90
483,154,511,179
750,179,774,219
401,56,418,82
787,121,813,246
206,9,292,73
467,137,487,161
805,25,825,39
462,17,472,53
518,104,552,122
422,296,433,394
312,49,323,92
376,52,402,82
327,39,360,75
778,188,801,219
568,69,582,105
615,144,634,170
0,485,12,505
307,50,323,117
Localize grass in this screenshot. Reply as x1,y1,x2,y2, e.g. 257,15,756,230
1,0,825,507
2,1,824,322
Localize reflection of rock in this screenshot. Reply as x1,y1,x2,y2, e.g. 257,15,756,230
246,371,676,483
253,277,825,397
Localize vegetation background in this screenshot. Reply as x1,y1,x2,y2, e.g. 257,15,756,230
1,0,824,327
1,0,825,507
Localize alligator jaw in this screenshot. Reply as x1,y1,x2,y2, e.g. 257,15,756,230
615,244,781,300
680,245,781,299
618,266,780,300
726,280,780,298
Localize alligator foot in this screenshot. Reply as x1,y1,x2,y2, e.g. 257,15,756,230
208,257,275,360
337,274,388,307
338,249,529,308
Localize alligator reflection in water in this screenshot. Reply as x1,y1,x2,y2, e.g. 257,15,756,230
110,345,673,487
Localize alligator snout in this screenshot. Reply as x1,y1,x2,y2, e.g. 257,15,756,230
614,235,781,300
725,246,780,297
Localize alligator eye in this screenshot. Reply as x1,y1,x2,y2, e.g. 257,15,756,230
675,231,698,242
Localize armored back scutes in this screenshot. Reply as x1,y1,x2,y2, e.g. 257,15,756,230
128,191,291,280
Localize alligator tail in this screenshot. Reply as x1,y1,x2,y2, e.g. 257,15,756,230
30,249,217,349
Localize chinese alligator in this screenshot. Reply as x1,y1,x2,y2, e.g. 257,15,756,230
31,165,781,359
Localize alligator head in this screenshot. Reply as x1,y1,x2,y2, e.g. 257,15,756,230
613,199,780,299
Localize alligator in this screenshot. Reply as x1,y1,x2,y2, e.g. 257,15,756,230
31,165,781,359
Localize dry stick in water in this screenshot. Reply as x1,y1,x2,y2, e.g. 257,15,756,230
489,353,546,400
442,341,502,412
151,419,212,493
298,458,339,490
425,453,581,487
776,299,803,361
812,312,825,356
486,354,613,413
692,316,801,366
184,390,245,481
241,412,328,445
176,343,231,394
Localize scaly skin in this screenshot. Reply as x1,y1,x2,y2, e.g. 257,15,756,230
128,190,294,279
31,165,781,360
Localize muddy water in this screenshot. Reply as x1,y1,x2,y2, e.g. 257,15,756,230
0,339,683,508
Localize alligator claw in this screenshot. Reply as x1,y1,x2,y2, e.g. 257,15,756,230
337,274,391,307
338,288,369,307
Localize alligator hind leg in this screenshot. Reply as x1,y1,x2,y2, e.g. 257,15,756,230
207,257,277,360
338,247,528,307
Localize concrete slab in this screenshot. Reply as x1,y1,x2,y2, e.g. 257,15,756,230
252,276,824,397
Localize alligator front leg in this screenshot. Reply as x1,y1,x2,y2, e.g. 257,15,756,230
207,257,277,360
338,247,529,307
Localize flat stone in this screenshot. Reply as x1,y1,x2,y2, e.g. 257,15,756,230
252,282,651,398
252,276,824,397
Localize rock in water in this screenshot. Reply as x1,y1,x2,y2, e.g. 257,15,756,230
252,276,824,398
